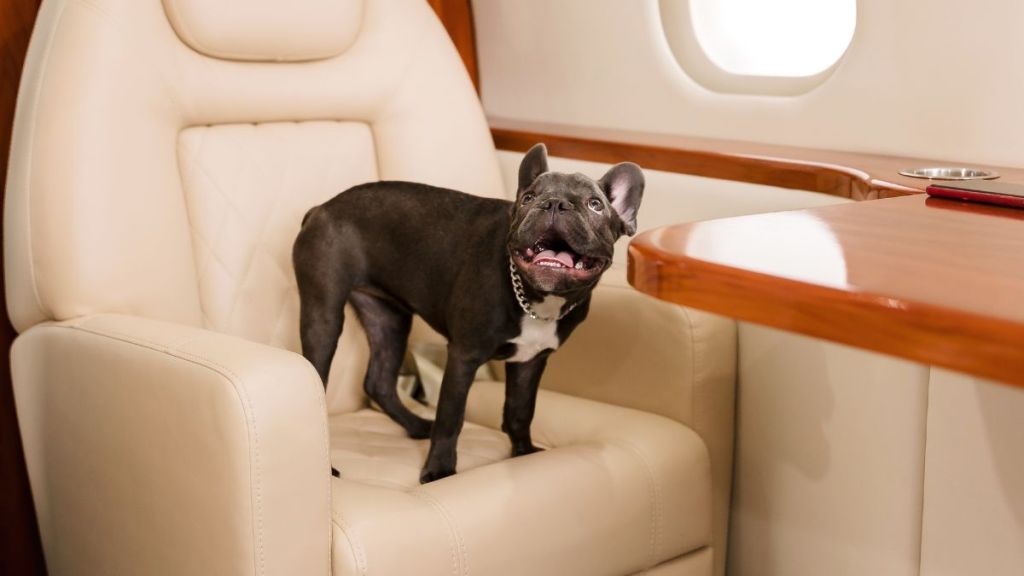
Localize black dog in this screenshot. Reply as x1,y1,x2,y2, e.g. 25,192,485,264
293,144,643,483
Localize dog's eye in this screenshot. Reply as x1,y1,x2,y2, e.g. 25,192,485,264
587,198,604,212
521,193,535,204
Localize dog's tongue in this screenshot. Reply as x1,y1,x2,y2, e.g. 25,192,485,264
536,249,574,267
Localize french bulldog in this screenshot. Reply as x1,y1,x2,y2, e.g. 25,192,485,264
293,143,644,483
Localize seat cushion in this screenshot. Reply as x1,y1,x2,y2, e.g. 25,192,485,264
329,409,513,489
329,381,713,576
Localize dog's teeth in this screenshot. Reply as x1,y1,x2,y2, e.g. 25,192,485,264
575,261,583,270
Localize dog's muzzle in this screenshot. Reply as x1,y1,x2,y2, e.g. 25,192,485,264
509,223,611,287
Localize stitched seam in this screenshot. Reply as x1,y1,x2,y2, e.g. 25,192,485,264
187,220,234,291
73,320,331,573
330,516,368,576
160,0,351,63
409,490,467,576
601,285,699,427
267,287,294,347
67,323,266,575
215,126,262,327
180,123,331,338
183,349,266,576
18,0,69,323
678,305,699,431
186,226,230,330
176,127,216,328
610,439,663,569
181,131,251,329
224,127,294,331
309,367,332,574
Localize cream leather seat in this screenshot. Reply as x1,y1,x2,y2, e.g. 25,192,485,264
5,1,736,574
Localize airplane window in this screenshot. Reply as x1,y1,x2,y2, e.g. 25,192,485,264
658,0,857,95
689,0,856,77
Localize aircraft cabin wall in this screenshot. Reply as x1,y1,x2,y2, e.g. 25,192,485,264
473,1,1024,575
476,0,1024,167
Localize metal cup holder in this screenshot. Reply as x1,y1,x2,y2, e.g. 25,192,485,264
898,166,999,180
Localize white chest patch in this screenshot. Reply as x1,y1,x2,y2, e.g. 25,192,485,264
506,296,565,363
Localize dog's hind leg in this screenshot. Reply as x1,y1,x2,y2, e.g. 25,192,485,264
349,291,434,439
294,215,353,386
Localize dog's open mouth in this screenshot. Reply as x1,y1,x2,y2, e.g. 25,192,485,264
514,233,606,273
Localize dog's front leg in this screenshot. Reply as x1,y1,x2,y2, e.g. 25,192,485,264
502,354,549,457
420,350,483,484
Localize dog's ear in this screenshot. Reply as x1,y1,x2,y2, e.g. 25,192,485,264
518,143,549,192
598,162,645,236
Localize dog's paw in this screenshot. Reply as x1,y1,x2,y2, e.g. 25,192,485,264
405,416,434,440
419,465,455,484
511,443,544,457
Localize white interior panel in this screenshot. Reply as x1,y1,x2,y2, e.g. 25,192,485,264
476,0,1024,167
732,325,929,576
919,370,1024,576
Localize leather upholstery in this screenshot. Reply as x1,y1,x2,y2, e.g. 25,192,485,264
642,548,713,576
163,0,364,61
544,282,736,571
330,409,512,489
12,314,332,576
5,0,503,335
179,121,378,348
332,381,713,575
12,313,717,576
5,0,735,574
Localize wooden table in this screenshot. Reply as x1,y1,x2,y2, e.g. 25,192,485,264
628,194,1024,388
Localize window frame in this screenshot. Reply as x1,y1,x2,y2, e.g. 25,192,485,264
658,0,858,96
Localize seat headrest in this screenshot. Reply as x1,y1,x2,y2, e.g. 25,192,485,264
162,0,363,62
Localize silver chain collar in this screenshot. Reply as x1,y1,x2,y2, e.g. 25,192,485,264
509,256,579,322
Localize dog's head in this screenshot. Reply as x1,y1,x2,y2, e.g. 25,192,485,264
508,143,644,295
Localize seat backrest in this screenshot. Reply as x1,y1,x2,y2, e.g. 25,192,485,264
5,0,504,410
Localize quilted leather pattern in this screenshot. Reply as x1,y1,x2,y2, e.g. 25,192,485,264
178,121,378,352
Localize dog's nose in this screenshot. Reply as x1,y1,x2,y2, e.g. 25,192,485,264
538,199,573,212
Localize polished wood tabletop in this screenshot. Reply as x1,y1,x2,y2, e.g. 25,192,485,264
491,117,1024,201
628,194,1024,388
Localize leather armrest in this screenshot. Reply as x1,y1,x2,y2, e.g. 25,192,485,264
540,279,737,574
543,281,736,438
12,314,331,576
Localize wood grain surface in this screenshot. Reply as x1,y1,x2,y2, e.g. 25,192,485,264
0,0,47,574
427,0,479,92
629,194,1024,388
492,117,1024,201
